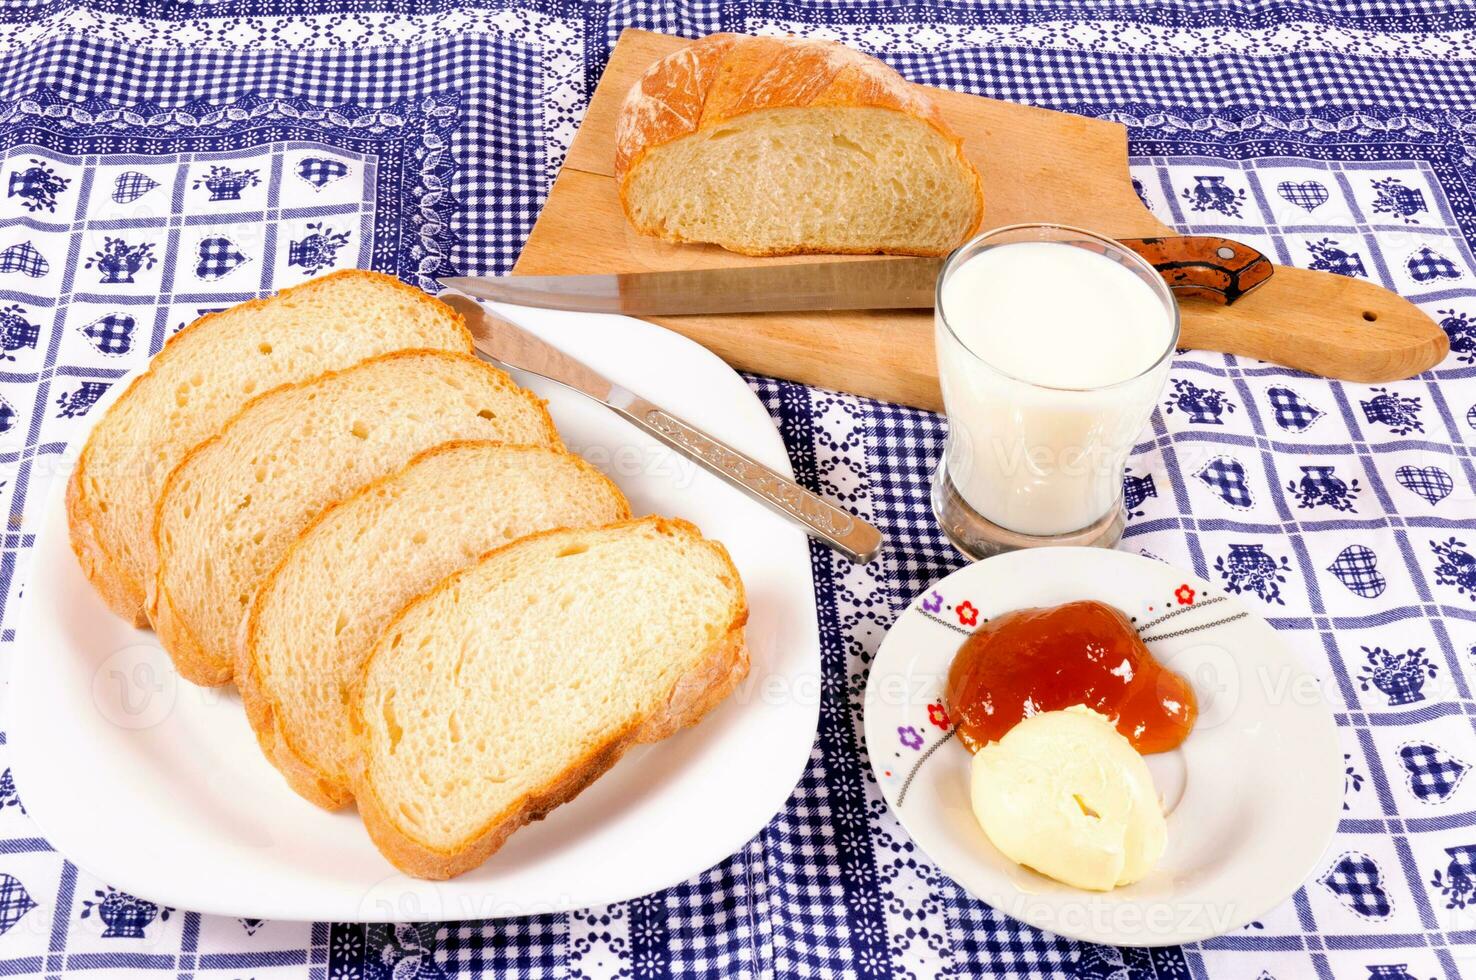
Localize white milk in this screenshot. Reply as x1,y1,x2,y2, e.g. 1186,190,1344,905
936,241,1174,537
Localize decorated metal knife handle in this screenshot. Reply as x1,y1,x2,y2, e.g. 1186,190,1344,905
617,395,883,563
1121,236,1274,305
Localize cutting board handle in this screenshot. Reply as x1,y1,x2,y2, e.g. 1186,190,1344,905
1173,263,1448,383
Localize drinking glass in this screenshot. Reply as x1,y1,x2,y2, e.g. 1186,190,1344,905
931,224,1180,559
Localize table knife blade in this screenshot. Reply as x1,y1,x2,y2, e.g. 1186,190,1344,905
438,291,884,564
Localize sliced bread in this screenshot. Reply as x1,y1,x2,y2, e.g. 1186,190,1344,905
615,33,984,257
68,271,471,626
151,351,560,687
238,442,631,810
350,517,748,879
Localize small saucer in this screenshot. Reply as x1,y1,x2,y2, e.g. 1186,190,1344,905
863,547,1342,947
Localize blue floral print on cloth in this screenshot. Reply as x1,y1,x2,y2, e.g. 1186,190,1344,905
1,2,1475,979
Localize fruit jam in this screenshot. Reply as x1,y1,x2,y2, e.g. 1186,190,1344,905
944,599,1197,754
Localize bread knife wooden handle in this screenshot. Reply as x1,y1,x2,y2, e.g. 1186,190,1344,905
1119,236,1273,305
438,291,885,564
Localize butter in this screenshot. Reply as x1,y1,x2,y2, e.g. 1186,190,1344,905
969,705,1166,891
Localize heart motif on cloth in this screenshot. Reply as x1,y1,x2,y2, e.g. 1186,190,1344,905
111,171,159,205
1407,246,1462,283
194,236,249,281
1195,455,1255,509
295,157,349,189
1277,179,1330,212
1328,544,1387,598
0,873,35,936
1318,851,1393,919
79,312,137,357
1399,741,1469,803
0,241,48,278
1395,465,1454,505
1265,385,1324,432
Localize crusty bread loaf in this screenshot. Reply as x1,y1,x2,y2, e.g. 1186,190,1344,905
238,442,631,810
67,271,471,626
350,517,748,879
151,351,560,687
614,33,983,257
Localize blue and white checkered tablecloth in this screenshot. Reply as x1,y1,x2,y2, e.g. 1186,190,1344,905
0,1,1473,977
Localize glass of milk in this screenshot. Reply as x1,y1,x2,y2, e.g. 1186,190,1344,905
932,224,1179,558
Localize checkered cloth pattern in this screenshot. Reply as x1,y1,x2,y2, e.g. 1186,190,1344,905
1196,456,1254,509
110,170,158,205
78,312,135,356
1265,384,1326,432
1400,744,1469,803
1407,245,1462,283
0,241,47,278
1,3,1476,979
193,236,248,281
1276,179,1330,211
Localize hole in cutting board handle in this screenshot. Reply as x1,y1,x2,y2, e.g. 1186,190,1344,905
1363,311,1379,322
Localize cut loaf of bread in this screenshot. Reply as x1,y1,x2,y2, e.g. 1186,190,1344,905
68,271,471,626
151,351,560,687
350,517,748,879
615,33,983,257
238,442,631,810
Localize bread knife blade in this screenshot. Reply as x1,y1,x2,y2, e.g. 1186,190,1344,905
439,236,1271,314
438,291,884,564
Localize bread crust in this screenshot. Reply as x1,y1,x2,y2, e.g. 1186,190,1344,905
346,516,750,879
149,350,559,687
235,440,631,811
614,33,984,256
67,270,471,625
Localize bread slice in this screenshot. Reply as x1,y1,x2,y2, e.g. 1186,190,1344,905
615,33,983,257
151,351,560,686
238,442,631,810
67,271,471,626
349,517,748,879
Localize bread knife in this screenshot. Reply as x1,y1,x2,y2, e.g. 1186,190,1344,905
439,236,1271,314
438,291,884,564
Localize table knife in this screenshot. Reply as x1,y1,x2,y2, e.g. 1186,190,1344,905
440,236,1271,315
438,291,884,564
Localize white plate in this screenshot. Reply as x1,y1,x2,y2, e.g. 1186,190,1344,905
11,305,819,922
864,547,1341,947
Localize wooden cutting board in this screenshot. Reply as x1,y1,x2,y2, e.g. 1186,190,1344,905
514,29,1448,411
